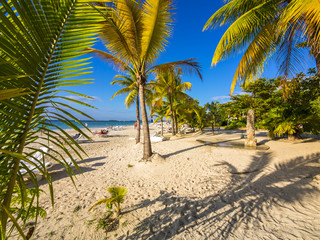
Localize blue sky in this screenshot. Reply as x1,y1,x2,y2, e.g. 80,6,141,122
67,0,315,121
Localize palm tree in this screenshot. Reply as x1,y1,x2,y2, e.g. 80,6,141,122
111,69,153,144
151,105,168,136
111,69,141,143
205,101,220,135
203,0,320,94
151,67,195,136
0,0,103,238
193,105,207,132
90,0,202,159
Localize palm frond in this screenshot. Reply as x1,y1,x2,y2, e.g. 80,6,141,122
0,0,104,237
116,0,143,58
149,58,203,80
124,89,137,107
230,21,277,93
141,0,173,65
0,89,28,101
276,25,305,79
203,0,264,30
87,48,128,71
211,1,279,66
96,2,139,65
280,0,320,46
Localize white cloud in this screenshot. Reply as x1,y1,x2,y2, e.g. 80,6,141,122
65,95,102,102
211,95,230,102
233,91,248,95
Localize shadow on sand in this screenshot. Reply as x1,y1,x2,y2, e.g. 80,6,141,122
37,156,107,186
121,152,320,239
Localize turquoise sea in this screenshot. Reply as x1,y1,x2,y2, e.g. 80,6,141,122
47,120,138,130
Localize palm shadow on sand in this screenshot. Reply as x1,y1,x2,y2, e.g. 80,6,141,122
36,156,107,186
121,152,320,239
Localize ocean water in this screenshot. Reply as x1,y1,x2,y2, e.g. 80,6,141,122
46,120,138,130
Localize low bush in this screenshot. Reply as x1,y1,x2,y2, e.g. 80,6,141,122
225,121,246,130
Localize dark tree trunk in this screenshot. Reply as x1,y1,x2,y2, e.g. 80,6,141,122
288,134,298,141
211,122,214,135
169,95,175,136
138,80,152,159
135,95,140,144
174,109,178,134
161,119,163,136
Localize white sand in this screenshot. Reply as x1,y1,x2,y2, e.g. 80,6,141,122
29,126,320,239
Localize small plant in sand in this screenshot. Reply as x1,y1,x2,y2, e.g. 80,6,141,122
89,187,127,233
73,205,81,213
89,187,127,216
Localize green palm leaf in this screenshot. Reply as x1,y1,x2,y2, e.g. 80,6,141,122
141,0,173,64
204,0,320,94
0,0,104,237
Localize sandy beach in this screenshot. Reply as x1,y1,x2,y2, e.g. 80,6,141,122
29,126,320,239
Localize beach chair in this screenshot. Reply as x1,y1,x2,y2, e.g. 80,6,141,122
19,146,54,180
72,133,82,142
152,130,161,137
150,136,164,142
179,126,188,134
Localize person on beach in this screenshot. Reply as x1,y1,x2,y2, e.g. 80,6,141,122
134,122,137,129
100,129,108,134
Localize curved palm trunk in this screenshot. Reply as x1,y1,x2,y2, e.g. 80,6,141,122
135,95,141,144
168,95,175,136
138,81,152,159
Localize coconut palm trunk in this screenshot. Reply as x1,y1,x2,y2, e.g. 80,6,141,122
212,122,215,135
174,109,178,134
161,119,164,136
135,95,141,144
168,95,175,136
138,80,152,159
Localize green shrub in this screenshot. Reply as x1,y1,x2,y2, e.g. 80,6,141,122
225,121,246,130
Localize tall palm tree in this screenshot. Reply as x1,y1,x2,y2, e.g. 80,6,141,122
111,70,141,143
203,0,320,94
151,68,195,136
90,0,202,159
151,105,167,136
0,0,103,238
111,69,153,144
193,105,207,132
205,101,220,135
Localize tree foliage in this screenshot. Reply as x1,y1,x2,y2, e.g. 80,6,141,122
217,72,320,138
89,0,201,159
204,0,320,94
0,0,103,238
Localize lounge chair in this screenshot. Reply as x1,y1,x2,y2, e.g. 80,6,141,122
19,146,54,180
152,130,161,137
150,136,164,142
179,127,189,134
72,133,82,142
